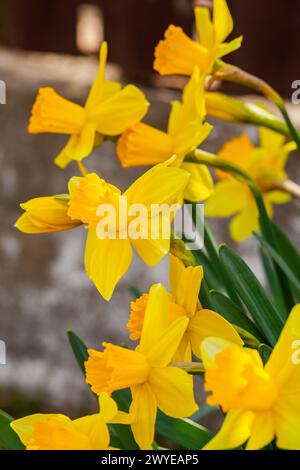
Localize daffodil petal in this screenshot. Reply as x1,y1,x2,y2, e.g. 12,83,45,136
275,394,300,450
11,414,70,446
138,283,169,356
85,41,108,109
189,309,243,359
181,162,213,202
259,127,286,152
215,36,243,60
124,159,190,208
203,409,253,450
130,383,157,450
229,194,259,242
213,0,234,44
266,304,300,378
170,255,203,317
149,366,198,418
85,227,133,301
246,411,274,450
195,7,214,49
73,415,109,450
147,316,189,367
205,180,248,217
90,85,148,136
98,392,118,422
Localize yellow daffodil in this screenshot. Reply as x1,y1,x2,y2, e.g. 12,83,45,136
201,304,300,450
117,67,213,202
29,41,148,168
11,393,131,450
154,0,242,77
205,128,296,241
15,160,189,300
85,283,198,450
127,254,242,360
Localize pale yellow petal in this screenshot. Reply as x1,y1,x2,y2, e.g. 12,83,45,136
215,36,243,60
138,283,169,356
146,316,189,367
229,194,259,242
275,394,300,450
203,409,253,450
189,309,243,359
213,0,233,44
15,197,80,233
259,127,286,152
246,411,274,450
11,414,70,447
266,304,300,378
205,180,248,217
173,121,212,158
85,41,108,109
89,85,148,136
73,415,109,450
132,236,170,267
130,384,157,450
172,333,192,362
124,159,190,208
61,122,97,162
149,367,197,418
84,227,133,301
98,392,118,422
174,262,203,317
195,7,214,48
181,162,214,202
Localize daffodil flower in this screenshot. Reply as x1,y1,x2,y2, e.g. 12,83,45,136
154,0,242,77
28,42,148,168
205,128,296,241
15,160,189,300
201,304,300,450
117,67,213,202
85,283,198,450
10,393,131,450
128,254,242,360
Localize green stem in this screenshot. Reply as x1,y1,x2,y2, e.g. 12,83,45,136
279,103,300,154
171,362,205,375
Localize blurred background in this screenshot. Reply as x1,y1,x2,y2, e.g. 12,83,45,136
0,0,300,436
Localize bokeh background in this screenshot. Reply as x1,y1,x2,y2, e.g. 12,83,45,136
0,0,299,432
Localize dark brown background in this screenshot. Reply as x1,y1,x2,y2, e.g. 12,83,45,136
0,0,299,95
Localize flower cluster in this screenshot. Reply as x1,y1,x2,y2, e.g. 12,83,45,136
8,0,300,451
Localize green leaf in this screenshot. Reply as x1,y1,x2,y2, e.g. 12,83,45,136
67,330,89,375
219,245,283,346
209,290,265,341
255,233,300,300
259,344,273,364
209,290,265,343
129,286,143,299
0,410,24,450
200,278,215,310
193,250,224,292
156,412,212,449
